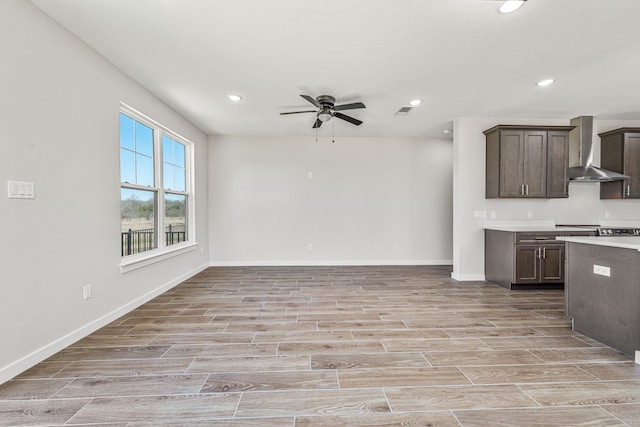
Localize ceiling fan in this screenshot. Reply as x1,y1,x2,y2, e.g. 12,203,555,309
280,95,366,128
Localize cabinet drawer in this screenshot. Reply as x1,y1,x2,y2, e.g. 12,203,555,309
516,233,562,244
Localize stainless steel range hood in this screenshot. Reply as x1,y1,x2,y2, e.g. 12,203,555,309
568,116,629,182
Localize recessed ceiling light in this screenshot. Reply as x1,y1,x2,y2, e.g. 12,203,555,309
227,94,242,102
499,0,525,14
536,79,555,87
409,99,422,106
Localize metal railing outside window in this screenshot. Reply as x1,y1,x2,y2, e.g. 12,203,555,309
121,224,187,256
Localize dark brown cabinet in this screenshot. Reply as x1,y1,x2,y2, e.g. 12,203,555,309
547,131,573,198
484,125,573,199
600,128,640,199
514,242,564,284
485,229,594,290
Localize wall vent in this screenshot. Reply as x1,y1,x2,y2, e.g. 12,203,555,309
395,106,413,116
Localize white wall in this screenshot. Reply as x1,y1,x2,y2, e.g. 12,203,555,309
453,116,640,280
0,0,209,383
209,136,453,265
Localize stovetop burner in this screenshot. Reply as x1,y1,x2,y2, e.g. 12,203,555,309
596,227,640,236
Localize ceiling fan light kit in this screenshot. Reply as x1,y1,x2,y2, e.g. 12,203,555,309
280,94,366,129
318,111,332,122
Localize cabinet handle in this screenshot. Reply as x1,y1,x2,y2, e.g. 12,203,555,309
525,184,529,196
626,185,631,197
521,184,525,196
542,247,546,259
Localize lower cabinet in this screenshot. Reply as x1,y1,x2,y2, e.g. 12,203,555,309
485,229,593,290
514,243,564,284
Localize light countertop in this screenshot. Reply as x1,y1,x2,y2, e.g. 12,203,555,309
558,236,640,251
484,226,596,233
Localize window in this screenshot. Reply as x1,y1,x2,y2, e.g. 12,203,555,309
120,106,192,257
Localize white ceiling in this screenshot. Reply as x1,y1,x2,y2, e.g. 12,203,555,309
30,0,640,139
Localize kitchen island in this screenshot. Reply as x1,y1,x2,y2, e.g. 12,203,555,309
558,235,640,361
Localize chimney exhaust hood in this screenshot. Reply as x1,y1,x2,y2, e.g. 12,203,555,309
568,116,629,182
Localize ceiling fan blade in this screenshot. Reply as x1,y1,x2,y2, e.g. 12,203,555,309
280,110,317,115
312,118,323,128
332,102,366,111
334,112,363,126
301,94,321,109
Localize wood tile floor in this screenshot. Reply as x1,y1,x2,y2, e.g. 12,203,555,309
2,265,640,426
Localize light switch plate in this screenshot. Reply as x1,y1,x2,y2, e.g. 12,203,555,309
7,180,35,199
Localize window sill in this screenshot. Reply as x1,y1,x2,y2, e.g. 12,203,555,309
120,242,199,273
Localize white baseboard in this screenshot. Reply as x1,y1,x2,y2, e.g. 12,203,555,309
210,259,453,267
451,272,486,281
0,263,209,385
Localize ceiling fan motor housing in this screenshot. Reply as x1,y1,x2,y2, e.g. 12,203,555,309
316,95,336,107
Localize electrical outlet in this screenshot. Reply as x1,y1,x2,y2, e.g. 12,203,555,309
527,211,533,219
490,211,497,219
83,284,92,300
308,243,313,250
473,210,487,219
308,172,313,179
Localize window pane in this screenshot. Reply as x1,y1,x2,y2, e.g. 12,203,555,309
120,148,135,183
135,122,154,156
162,135,173,164
136,154,154,187
174,166,186,192
121,188,156,256
120,114,135,150
174,142,185,167
162,136,186,191
165,193,187,246
163,163,174,190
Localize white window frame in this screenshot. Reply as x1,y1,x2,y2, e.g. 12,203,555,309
119,103,197,273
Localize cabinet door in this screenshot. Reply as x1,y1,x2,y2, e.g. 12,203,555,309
515,246,540,283
546,131,569,198
600,132,625,199
523,131,547,197
540,244,564,283
624,133,640,198
499,130,525,197
600,130,640,199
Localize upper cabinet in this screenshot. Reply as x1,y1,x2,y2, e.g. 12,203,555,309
484,125,574,199
600,128,640,199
